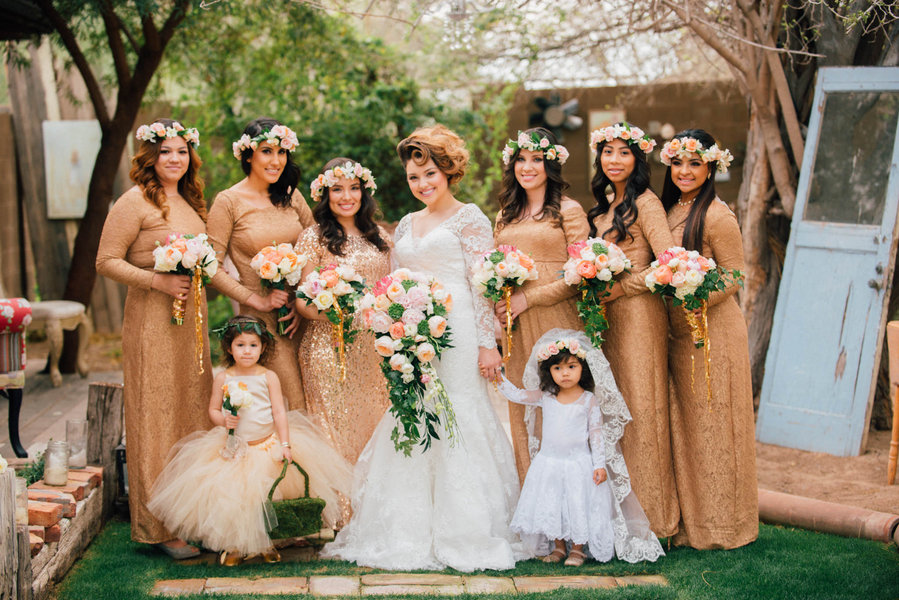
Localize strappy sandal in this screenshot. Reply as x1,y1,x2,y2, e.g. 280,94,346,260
219,550,243,567
542,547,567,563
262,547,281,563
564,548,586,567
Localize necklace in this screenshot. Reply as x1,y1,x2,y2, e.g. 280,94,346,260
677,197,695,207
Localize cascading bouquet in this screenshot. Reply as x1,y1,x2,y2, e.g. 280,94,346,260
562,238,631,347
295,264,366,382
220,380,253,459
471,245,538,362
645,246,743,407
358,268,456,456
249,243,307,335
153,233,218,373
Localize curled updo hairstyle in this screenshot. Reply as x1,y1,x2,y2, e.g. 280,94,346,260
396,124,469,185
660,128,720,252
538,351,595,396
496,127,569,232
587,122,652,243
129,117,206,221
313,157,389,256
236,117,300,207
218,314,275,367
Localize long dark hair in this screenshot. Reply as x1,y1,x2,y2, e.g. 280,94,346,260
538,350,595,395
237,117,300,207
660,128,720,252
313,157,389,256
587,123,652,242
496,127,569,231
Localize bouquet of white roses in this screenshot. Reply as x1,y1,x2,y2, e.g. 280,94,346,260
250,243,307,335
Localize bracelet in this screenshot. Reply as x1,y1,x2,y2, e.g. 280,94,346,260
281,441,290,448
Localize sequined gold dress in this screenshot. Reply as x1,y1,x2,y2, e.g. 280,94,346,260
591,190,679,538
666,198,758,550
95,187,212,544
493,202,590,484
207,187,313,411
296,226,392,463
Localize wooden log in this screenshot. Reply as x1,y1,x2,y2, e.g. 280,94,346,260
85,382,123,518
16,526,32,600
1,470,18,600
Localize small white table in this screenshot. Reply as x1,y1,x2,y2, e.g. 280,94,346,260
28,300,91,387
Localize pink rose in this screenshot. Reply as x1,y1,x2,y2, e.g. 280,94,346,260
567,241,588,258
401,308,425,326
671,272,686,287
370,311,393,334
389,321,406,339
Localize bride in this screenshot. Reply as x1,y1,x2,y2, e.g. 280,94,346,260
321,125,531,571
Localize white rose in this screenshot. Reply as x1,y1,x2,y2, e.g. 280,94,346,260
607,257,624,273
374,336,395,357
563,267,581,286
333,280,352,296
204,258,218,278
580,249,596,262
597,268,613,282
312,290,335,311
684,269,703,287
389,353,407,371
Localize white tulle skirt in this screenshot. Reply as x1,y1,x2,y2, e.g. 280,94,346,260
148,412,352,555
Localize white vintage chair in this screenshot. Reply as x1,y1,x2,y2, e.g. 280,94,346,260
27,300,91,387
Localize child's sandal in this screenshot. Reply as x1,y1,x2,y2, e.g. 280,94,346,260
563,549,586,567
542,547,567,563
262,547,281,563
219,550,243,567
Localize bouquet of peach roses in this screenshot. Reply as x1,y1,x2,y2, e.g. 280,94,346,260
358,268,456,456
250,243,307,335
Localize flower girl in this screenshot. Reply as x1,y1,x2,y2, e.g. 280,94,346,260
497,329,664,565
148,315,352,565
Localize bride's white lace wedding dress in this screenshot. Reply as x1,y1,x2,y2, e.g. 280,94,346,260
321,203,531,571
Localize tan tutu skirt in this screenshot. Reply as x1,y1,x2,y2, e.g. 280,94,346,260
148,411,352,555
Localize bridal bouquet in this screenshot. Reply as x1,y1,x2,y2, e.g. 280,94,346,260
220,380,253,459
562,238,631,347
153,233,218,373
358,268,456,456
296,264,366,381
471,245,538,363
250,243,307,335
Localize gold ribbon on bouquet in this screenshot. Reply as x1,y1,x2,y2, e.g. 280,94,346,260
331,304,347,382
192,268,206,375
682,302,711,410
502,285,513,363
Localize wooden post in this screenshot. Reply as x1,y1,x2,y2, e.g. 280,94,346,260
1,469,18,600
16,526,32,600
85,382,124,518
886,322,899,484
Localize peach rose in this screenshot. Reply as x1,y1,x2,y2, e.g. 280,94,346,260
259,261,279,280
428,315,447,338
683,138,699,153
375,335,396,357
374,294,392,312
652,265,673,285
386,280,405,301
321,269,340,288
594,253,610,268
576,260,597,279
415,342,436,363
389,321,406,339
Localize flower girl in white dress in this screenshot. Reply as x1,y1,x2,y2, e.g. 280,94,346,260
497,329,665,565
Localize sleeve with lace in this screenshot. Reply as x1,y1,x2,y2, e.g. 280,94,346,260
618,192,676,297
522,203,590,308
705,200,745,308
587,393,607,469
455,205,499,349
95,190,156,290
292,189,315,228
496,375,544,406
296,226,324,268
206,192,255,304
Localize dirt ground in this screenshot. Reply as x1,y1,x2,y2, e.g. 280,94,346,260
38,333,899,516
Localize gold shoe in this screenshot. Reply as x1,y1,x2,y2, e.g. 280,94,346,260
219,550,243,567
262,547,281,563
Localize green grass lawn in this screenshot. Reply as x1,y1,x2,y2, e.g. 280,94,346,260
57,518,899,600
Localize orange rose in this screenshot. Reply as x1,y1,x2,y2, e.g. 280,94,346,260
518,253,535,271
652,265,673,285
594,253,610,267
321,269,339,288
389,321,406,339
576,260,597,279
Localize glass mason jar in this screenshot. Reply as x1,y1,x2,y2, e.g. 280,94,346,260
66,419,88,468
43,440,69,486
15,476,28,525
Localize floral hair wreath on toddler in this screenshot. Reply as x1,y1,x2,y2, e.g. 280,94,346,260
535,336,588,363
590,122,656,155
135,121,200,149
660,137,734,173
231,125,299,159
212,316,276,345
309,161,377,202
502,130,570,166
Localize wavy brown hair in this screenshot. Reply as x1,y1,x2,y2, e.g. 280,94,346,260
218,314,275,367
129,117,206,221
396,124,469,185
496,127,568,231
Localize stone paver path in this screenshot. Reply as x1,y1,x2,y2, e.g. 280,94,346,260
151,573,668,596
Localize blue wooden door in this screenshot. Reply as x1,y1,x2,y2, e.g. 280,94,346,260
756,67,899,456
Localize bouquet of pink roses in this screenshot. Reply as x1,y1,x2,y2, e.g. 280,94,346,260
358,268,456,456
562,238,631,347
250,243,307,335
471,245,538,362
296,264,366,381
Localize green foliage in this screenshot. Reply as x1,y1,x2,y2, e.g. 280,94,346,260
206,292,234,366
18,449,45,485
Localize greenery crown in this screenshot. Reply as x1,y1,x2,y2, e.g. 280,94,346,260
212,317,275,344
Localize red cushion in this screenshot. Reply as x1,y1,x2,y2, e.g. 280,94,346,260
0,298,32,334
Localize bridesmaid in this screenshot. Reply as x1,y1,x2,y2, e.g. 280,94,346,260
295,158,392,463
96,119,211,556
588,123,679,538
207,118,313,411
493,127,589,484
659,128,758,549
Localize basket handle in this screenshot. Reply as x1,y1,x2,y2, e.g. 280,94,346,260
268,459,311,502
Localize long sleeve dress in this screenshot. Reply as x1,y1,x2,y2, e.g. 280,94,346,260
296,225,392,463
666,198,758,550
591,190,680,538
493,203,590,484
207,187,314,411
95,187,212,544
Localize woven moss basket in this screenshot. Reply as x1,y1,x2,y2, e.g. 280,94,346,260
267,459,325,539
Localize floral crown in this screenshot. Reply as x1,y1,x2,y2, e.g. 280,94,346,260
310,161,377,202
535,337,587,362
590,122,656,154
232,125,299,159
660,137,734,173
502,131,570,166
135,121,200,149
212,317,275,344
